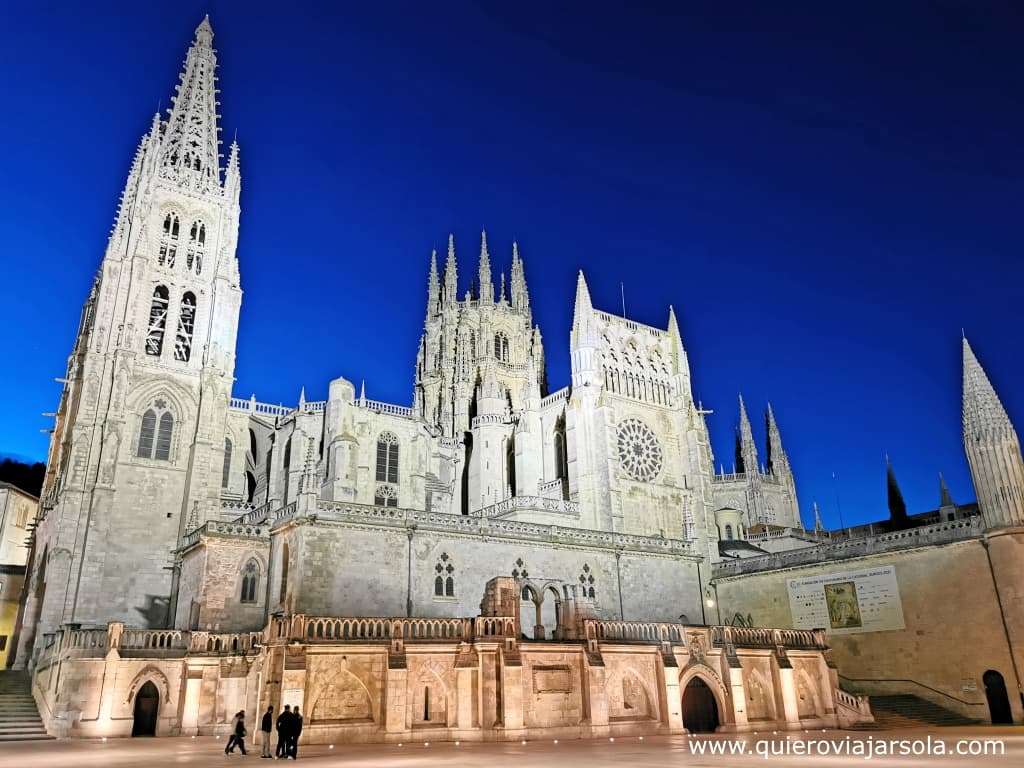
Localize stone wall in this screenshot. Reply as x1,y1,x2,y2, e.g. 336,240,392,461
713,530,1023,723
30,608,864,741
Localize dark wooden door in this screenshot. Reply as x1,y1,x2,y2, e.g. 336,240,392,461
132,681,159,736
682,677,720,733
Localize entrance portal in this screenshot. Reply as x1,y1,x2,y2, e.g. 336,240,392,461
983,670,1012,724
682,676,720,733
132,681,160,737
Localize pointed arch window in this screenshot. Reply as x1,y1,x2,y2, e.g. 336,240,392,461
240,559,260,603
145,286,169,356
494,331,510,363
279,543,290,603
374,483,398,508
174,292,196,362
282,438,292,503
245,471,256,503
724,524,734,540
186,220,206,275
433,553,455,598
157,213,180,267
221,438,233,489
375,432,400,484
137,399,173,461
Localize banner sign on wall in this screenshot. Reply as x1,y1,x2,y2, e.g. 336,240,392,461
787,565,905,635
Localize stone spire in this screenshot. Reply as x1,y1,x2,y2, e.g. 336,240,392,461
498,272,506,303
962,337,1024,527
478,230,493,303
426,249,440,316
159,16,222,194
110,133,147,247
886,457,910,530
812,501,825,533
443,234,458,305
224,139,241,206
765,402,788,475
572,270,593,331
666,305,690,382
735,395,758,475
510,242,531,315
939,473,955,509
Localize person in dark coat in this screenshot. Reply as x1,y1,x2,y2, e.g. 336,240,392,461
287,706,303,759
260,705,274,758
275,705,292,758
225,710,247,755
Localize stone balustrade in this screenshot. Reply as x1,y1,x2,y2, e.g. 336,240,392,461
714,516,986,576
540,386,570,409
274,615,475,643
189,631,263,654
587,620,686,644
180,520,269,550
354,398,414,418
481,494,580,519
228,396,292,417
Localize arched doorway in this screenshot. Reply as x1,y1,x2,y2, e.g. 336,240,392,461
132,681,160,737
983,670,1012,724
682,676,719,733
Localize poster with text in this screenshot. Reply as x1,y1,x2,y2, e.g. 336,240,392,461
787,565,904,635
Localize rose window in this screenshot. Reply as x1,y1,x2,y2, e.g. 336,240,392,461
616,418,663,482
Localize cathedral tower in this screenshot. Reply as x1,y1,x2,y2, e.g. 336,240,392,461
962,337,1024,528
24,17,242,650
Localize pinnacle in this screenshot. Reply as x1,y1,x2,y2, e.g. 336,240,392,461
195,15,214,46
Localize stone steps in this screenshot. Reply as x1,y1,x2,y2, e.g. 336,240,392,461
864,694,981,728
0,671,52,741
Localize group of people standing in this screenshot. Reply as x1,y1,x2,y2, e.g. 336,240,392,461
223,704,304,759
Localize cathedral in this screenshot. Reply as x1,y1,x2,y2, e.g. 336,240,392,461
21,16,800,654
14,17,1024,741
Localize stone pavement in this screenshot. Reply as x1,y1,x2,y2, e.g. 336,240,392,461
1,728,1021,768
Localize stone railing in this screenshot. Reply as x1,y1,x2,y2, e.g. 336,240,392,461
120,628,187,651
302,400,326,413
537,477,568,498
189,631,263,654
710,625,826,650
234,501,272,525
310,500,690,555
229,396,293,418
587,620,685,644
481,495,579,519
220,499,255,515
474,616,517,638
181,520,269,550
540,387,570,409
276,615,473,643
470,413,510,429
593,310,664,338
271,502,298,524
714,516,986,576
354,398,414,419
64,627,108,651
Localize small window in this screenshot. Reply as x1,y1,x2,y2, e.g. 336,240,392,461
240,559,260,603
724,524,733,540
157,213,180,267
433,553,455,598
145,286,169,356
375,483,398,508
221,438,233,489
137,400,173,461
375,432,399,483
174,292,196,362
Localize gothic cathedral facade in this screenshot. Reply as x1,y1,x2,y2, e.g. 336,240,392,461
25,18,807,657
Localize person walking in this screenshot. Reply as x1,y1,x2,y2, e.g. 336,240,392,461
260,705,274,758
226,710,248,755
225,710,241,755
287,706,303,759
275,705,292,759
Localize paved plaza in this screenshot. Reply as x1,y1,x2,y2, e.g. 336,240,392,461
2,728,1022,768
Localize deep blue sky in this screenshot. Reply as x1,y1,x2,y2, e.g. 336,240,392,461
2,2,1022,528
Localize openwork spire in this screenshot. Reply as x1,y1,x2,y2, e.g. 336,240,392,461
159,16,222,194
478,230,493,303
510,241,531,314
443,234,458,305
765,401,788,474
426,249,440,316
735,394,758,474
963,337,1016,441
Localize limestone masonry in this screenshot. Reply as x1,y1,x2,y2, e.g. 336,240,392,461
15,17,1024,739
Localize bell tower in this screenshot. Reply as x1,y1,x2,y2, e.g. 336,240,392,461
26,17,242,649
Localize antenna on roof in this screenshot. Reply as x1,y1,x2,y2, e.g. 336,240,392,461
620,282,626,317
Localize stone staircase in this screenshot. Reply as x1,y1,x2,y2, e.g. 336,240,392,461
848,694,980,730
0,671,51,741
